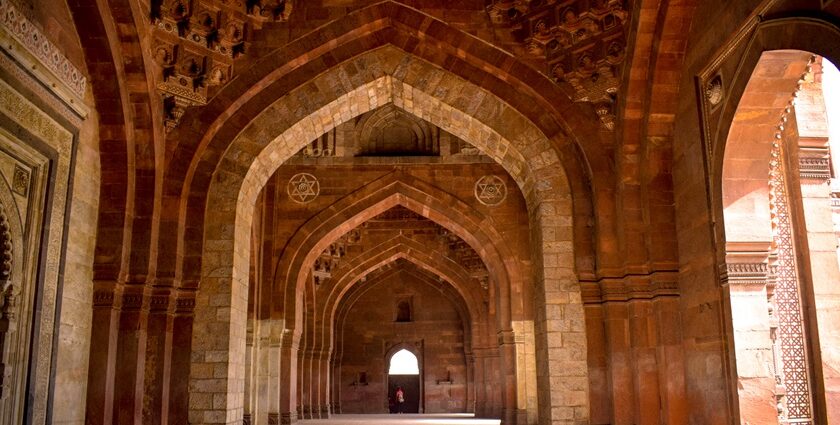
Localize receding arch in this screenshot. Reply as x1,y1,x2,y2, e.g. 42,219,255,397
272,172,516,330
189,49,587,425
320,236,488,335
157,2,603,288
333,263,476,352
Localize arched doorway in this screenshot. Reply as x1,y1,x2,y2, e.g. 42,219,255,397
388,348,421,414
719,49,840,423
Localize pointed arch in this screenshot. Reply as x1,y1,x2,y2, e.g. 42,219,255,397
156,1,601,288
189,51,587,425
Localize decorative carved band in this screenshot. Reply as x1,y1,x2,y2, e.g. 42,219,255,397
720,261,769,286
799,157,832,181
92,290,116,307
0,203,10,282
149,294,171,311
0,0,88,117
121,291,145,310
175,296,196,313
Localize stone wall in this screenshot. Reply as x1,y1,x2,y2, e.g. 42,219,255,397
337,269,467,414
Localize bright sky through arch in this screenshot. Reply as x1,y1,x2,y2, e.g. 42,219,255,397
388,349,419,375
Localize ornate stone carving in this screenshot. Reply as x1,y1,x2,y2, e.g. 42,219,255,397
435,223,489,283
312,229,360,285
798,156,831,181
0,78,72,424
0,200,17,402
769,103,814,421
92,289,116,307
0,203,9,282
721,261,769,286
151,0,294,131
11,165,28,196
175,295,197,313
475,175,507,206
705,74,724,107
486,0,628,129
0,0,88,117
149,294,171,311
121,291,145,310
287,173,319,203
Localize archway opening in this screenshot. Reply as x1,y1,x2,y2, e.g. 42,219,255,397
721,50,840,424
388,348,421,414
389,349,419,375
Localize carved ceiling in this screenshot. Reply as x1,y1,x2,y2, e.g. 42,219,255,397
151,0,292,131
486,0,628,129
311,206,489,288
149,0,630,133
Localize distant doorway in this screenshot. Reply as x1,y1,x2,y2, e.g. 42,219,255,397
388,349,420,414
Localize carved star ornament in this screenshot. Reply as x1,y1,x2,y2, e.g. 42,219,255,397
474,175,507,206
287,173,320,203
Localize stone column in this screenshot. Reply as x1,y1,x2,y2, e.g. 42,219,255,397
650,278,687,425
244,322,254,425
473,348,488,417
721,242,778,424
499,329,518,425
465,351,475,414
112,285,149,424
602,294,633,425
489,348,503,419
317,350,331,418
168,293,195,424
330,350,341,414
85,282,121,425
143,290,174,424
628,293,660,425
279,330,300,424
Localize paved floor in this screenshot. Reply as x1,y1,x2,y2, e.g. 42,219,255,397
299,414,501,424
